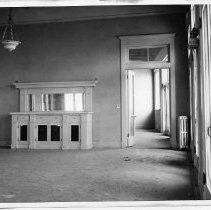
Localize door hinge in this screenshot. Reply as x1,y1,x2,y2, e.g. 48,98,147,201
203,172,206,185
127,133,129,138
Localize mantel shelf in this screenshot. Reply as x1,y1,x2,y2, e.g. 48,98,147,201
13,80,98,89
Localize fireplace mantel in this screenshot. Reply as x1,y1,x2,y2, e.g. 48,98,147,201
13,80,98,89
10,81,96,150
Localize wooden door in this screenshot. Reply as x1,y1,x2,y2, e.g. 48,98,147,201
127,70,135,146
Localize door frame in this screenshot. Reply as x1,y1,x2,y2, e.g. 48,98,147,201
119,34,176,148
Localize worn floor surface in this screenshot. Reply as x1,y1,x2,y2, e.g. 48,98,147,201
0,130,194,202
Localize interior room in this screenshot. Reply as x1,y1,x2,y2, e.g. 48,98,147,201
0,3,211,206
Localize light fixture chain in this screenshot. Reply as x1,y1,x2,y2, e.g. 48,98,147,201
10,24,14,40
2,25,8,41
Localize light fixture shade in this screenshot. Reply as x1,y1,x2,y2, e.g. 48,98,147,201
2,40,21,52
1,9,21,52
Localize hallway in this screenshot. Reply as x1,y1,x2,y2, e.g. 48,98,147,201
0,131,194,202
134,129,170,149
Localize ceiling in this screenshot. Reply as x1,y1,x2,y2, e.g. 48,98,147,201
0,0,193,7
0,5,189,26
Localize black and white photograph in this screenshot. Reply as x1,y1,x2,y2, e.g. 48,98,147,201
0,1,210,209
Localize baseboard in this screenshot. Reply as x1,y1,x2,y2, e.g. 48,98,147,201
93,140,121,148
0,140,121,149
0,140,10,148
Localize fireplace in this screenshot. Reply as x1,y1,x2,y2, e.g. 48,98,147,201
10,81,97,149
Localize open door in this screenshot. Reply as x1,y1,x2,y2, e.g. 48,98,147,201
127,70,136,146
161,68,170,135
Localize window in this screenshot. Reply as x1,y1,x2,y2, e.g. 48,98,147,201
160,69,170,135
161,68,169,85
42,93,84,111
129,48,148,61
129,45,169,62
202,5,211,192
154,69,160,110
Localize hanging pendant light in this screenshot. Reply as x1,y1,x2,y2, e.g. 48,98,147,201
2,8,21,52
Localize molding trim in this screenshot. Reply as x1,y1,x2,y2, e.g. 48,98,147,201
10,111,93,115
0,1,190,8
119,33,176,44
0,12,187,27
13,80,98,89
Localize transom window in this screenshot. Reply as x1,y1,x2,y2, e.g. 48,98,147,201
129,45,170,62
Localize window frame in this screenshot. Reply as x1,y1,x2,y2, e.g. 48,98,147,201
201,4,211,192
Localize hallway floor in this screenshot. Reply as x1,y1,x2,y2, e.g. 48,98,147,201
0,131,194,202
134,129,170,149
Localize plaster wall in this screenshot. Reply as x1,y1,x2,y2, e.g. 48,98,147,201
0,13,189,147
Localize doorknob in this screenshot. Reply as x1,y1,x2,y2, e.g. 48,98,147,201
208,127,211,137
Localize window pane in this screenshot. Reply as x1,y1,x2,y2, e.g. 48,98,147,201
129,48,148,61
20,125,27,141
75,93,83,111
154,69,160,110
38,125,47,141
71,125,79,141
51,125,60,141
161,68,169,84
129,46,169,62
65,93,74,111
149,46,169,62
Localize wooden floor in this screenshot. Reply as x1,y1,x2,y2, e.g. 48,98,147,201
0,130,194,202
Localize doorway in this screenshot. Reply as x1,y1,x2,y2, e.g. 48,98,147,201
120,34,176,148
127,68,171,148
